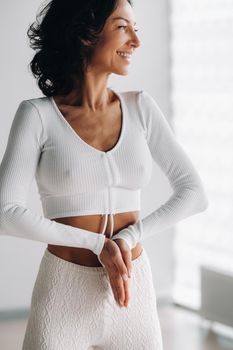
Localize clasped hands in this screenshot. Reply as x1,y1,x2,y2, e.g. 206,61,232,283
99,237,132,308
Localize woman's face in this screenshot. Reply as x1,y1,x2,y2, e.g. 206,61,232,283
87,0,141,76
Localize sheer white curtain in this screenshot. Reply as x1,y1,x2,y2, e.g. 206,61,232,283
169,0,233,309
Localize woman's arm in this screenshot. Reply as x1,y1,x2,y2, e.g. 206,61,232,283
111,90,209,249
0,100,105,255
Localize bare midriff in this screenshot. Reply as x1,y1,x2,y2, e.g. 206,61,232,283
47,212,143,267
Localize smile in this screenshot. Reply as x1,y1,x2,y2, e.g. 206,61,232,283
116,51,132,61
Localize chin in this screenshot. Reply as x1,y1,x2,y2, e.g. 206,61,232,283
113,68,129,76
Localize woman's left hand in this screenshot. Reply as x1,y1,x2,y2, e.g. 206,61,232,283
113,238,132,277
112,238,132,307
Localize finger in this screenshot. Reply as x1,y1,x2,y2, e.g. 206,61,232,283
113,253,129,282
121,250,132,278
114,274,125,306
109,274,125,306
109,281,119,304
106,263,125,305
113,254,131,305
107,270,118,301
115,270,129,304
123,278,130,306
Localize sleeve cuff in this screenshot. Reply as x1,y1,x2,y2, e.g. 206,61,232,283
93,233,106,255
111,220,143,250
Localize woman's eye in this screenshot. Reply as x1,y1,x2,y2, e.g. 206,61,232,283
118,25,128,30
118,26,139,33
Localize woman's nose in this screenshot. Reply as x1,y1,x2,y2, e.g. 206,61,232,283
130,31,141,49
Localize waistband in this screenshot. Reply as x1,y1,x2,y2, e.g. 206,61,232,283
43,247,147,275
41,187,141,219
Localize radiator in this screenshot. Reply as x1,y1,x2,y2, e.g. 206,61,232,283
199,265,233,328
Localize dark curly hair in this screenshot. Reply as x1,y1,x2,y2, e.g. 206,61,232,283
27,0,133,97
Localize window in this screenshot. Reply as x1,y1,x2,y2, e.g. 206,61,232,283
170,0,233,310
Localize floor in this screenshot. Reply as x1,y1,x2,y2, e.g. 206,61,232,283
0,303,233,350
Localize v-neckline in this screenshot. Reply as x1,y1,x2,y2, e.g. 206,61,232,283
49,89,125,155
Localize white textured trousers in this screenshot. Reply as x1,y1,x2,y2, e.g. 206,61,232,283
22,247,163,350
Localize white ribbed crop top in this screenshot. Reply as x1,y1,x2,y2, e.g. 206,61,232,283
0,89,209,256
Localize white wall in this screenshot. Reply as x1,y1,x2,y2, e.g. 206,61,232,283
0,0,172,313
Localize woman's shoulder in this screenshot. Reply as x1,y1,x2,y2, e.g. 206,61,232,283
116,89,143,99
22,96,50,108
16,97,53,141
18,96,55,124
117,89,156,106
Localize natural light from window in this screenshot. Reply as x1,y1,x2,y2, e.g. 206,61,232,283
170,0,233,310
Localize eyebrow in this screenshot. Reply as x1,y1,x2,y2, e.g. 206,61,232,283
112,16,137,25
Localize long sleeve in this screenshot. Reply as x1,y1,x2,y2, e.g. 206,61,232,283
111,90,209,249
0,100,105,255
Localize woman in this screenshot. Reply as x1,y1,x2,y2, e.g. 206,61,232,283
0,0,209,349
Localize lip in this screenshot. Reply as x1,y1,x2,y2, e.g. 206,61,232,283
116,50,134,55
116,51,133,62
116,52,132,63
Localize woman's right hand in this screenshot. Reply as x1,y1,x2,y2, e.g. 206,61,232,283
99,237,131,307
